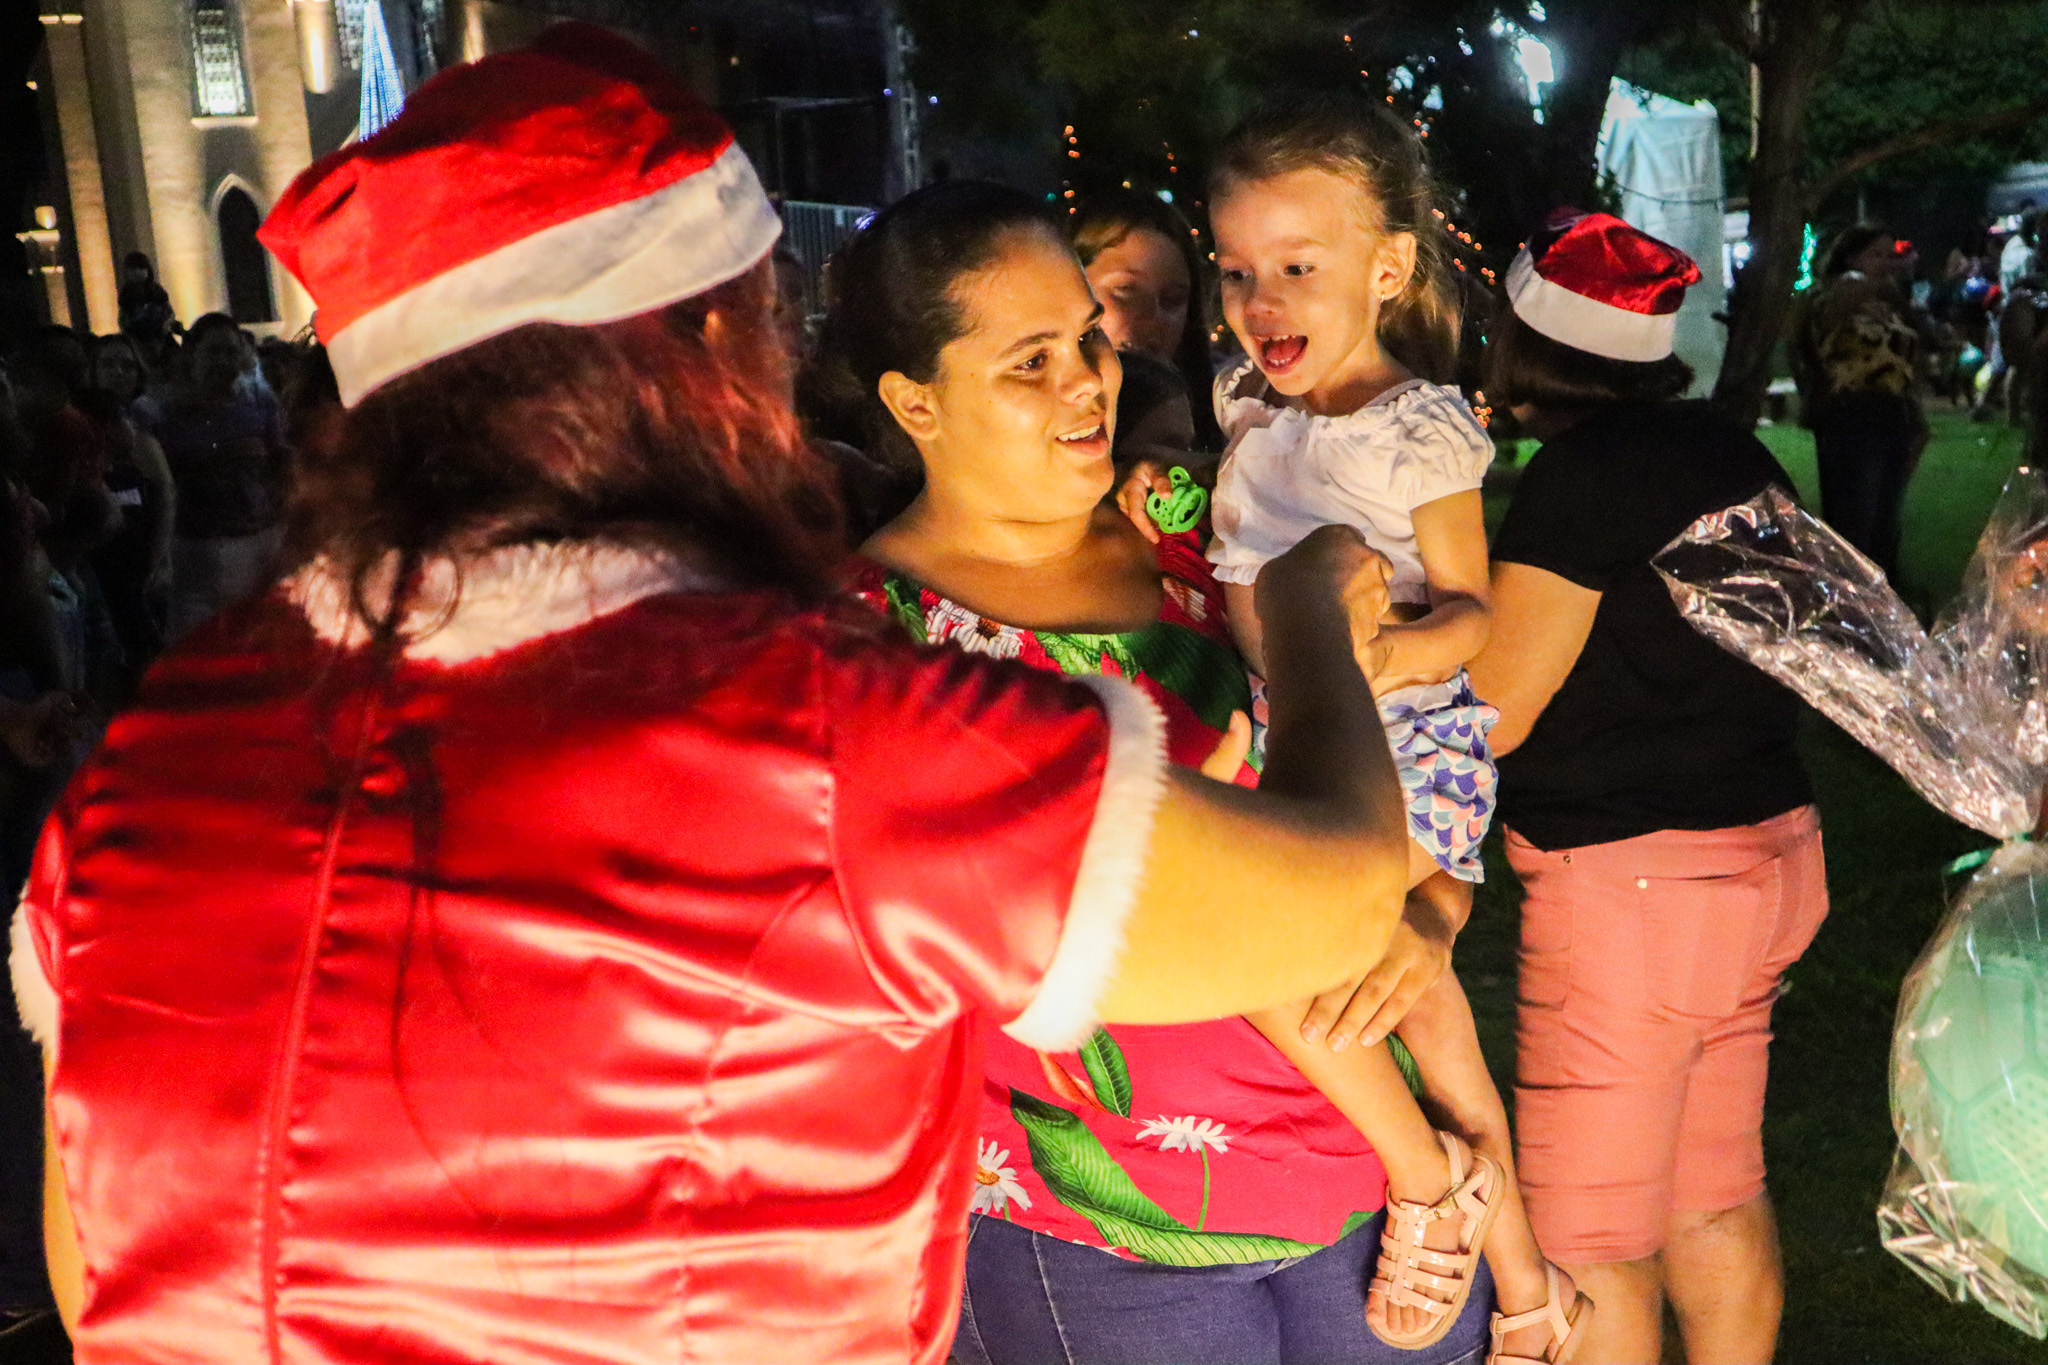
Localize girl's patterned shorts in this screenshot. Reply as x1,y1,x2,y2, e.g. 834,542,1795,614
1377,672,1498,881
1246,670,1498,882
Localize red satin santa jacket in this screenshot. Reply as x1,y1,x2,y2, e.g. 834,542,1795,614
16,550,1164,1365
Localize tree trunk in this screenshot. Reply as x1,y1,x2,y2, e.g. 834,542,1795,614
1537,0,1684,210
1537,8,1628,209
1712,0,1832,427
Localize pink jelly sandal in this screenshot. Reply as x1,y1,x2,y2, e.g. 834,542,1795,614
1488,1262,1594,1365
1366,1131,1503,1350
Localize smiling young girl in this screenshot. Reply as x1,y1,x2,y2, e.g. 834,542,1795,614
1206,97,1591,1364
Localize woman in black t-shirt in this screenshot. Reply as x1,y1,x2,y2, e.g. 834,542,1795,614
1467,215,1826,1365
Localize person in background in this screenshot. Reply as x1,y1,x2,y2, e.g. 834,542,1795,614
0,356,95,1345
115,251,172,343
10,334,106,560
1113,347,1200,456
1468,215,1826,1365
2000,206,2038,294
231,327,271,402
89,332,150,412
0,364,67,720
255,336,301,403
86,335,175,675
26,326,90,403
1073,187,1223,448
1792,224,1925,581
76,382,173,687
771,243,810,364
135,311,289,641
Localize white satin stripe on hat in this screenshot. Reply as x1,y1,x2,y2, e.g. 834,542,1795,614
1506,249,1678,364
324,142,782,405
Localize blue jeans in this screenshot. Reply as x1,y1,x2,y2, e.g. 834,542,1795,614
951,1212,1491,1365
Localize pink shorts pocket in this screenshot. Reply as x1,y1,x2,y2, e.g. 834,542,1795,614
1505,834,1573,1010
1634,853,1786,1022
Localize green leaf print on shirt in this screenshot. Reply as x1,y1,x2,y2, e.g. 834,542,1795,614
1034,622,1253,741
1120,621,1254,741
1079,1028,1133,1117
1009,1089,1323,1266
1388,1035,1424,1098
879,574,929,642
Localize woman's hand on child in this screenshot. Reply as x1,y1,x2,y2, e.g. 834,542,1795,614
1260,526,1392,636
1297,891,1456,1051
1262,527,1393,672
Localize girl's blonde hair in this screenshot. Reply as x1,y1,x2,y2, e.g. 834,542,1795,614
1211,94,1461,384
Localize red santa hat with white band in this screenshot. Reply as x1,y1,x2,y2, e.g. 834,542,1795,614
260,23,781,407
1505,211,1701,363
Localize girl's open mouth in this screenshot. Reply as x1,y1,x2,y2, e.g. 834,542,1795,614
1259,335,1307,373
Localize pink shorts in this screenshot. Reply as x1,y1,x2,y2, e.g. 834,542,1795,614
1506,806,1828,1264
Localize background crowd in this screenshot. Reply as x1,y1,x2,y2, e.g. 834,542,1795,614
0,266,315,1343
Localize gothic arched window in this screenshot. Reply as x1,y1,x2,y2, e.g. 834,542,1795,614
217,186,275,323
191,0,251,117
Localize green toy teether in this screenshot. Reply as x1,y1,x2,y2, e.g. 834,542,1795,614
1147,467,1208,534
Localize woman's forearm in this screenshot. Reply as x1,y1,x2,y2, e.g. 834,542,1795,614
43,1046,82,1333
1254,528,1405,828
1098,528,1411,1025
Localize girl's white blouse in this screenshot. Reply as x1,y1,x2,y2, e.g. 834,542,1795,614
1207,361,1492,604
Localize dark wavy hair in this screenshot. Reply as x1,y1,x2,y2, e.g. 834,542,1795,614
1212,93,1461,384
1071,187,1221,448
1485,310,1694,411
291,261,843,632
801,180,1069,480
1821,223,1893,280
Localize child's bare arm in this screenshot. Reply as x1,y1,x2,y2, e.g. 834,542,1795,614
1368,490,1491,684
1245,997,1425,1147
1223,579,1269,678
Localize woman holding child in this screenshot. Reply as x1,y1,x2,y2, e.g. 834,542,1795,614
810,95,1588,1365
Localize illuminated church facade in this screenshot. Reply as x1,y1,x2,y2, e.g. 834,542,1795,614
25,0,481,337
22,0,910,341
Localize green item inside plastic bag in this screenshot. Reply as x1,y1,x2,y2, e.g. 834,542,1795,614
1147,467,1208,535
1909,872,2048,1279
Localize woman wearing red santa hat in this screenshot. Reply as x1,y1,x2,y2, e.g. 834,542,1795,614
12,25,1418,1365
1467,212,1827,1365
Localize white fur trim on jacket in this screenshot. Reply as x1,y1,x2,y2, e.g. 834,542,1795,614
1001,674,1170,1051
286,542,724,665
11,901,56,1055
323,143,782,406
1506,249,1678,363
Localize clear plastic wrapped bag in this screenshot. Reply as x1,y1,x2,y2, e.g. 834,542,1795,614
1652,468,2048,1337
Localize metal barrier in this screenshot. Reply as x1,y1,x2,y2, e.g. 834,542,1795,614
778,200,873,321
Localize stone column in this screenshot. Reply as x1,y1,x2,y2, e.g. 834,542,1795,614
293,0,342,94
38,13,119,333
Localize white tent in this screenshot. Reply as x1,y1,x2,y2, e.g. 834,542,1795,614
1596,80,1727,395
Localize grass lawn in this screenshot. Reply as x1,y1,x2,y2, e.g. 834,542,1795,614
1467,407,2043,1362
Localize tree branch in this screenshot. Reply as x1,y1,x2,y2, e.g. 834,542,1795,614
1806,94,2048,211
